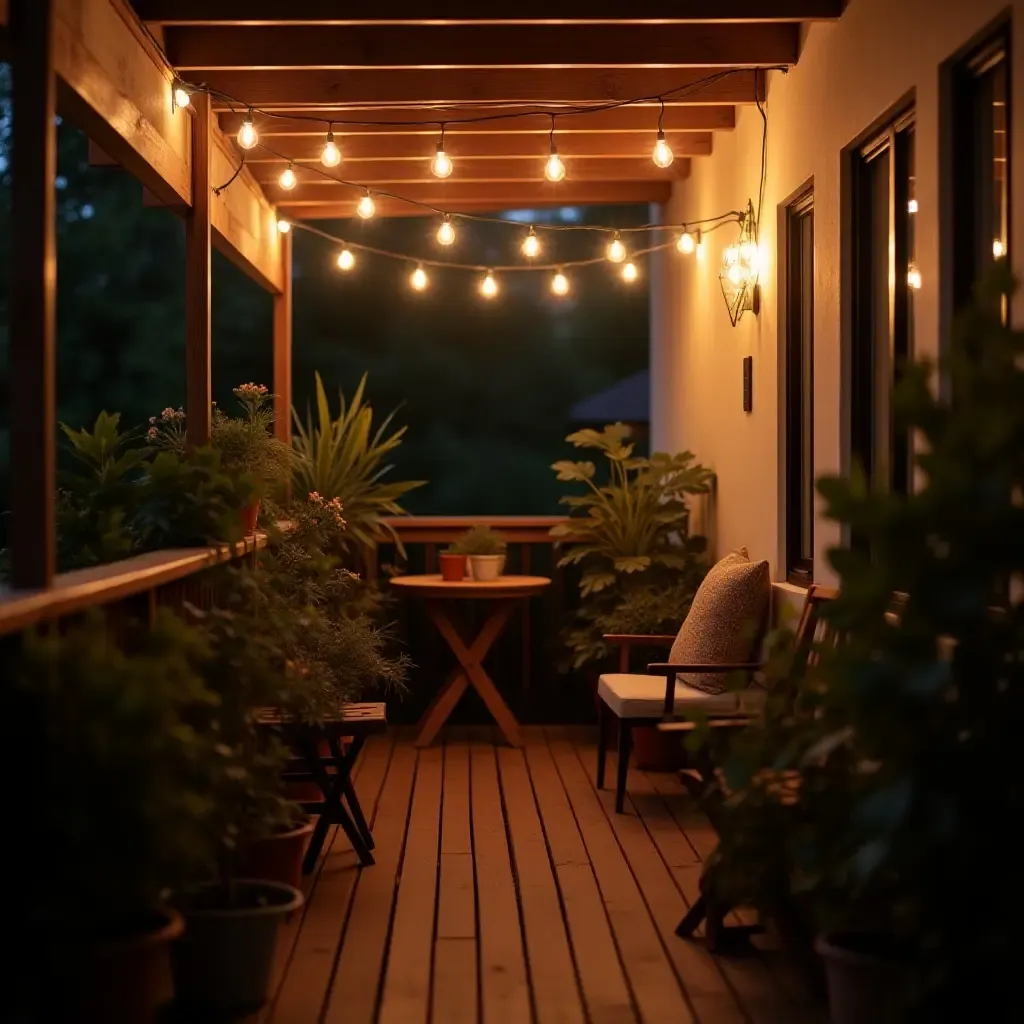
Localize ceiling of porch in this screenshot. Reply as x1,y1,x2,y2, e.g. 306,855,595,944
130,1,843,219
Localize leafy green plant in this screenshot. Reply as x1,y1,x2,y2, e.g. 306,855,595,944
551,423,715,668
713,268,1024,1019
454,524,507,555
291,372,425,558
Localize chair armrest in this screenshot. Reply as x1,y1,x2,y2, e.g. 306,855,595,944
603,633,677,645
648,662,765,718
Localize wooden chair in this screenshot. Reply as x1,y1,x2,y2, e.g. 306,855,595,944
656,584,838,952
257,702,387,873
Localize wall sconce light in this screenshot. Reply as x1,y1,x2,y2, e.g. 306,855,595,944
719,200,761,326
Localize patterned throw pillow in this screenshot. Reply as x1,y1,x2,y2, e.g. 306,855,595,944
668,547,771,695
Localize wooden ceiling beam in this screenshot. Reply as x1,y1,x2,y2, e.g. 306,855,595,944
133,1,844,24
255,156,692,186
245,132,712,162
194,68,763,108
165,23,797,70
215,104,736,135
277,179,673,211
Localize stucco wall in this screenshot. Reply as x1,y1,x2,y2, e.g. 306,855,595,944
650,0,1024,585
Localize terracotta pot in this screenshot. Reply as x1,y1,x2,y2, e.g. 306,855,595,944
240,499,261,536
632,723,686,771
469,553,506,581
172,880,303,1016
439,552,468,581
815,934,906,1024
239,820,314,890
44,909,184,1023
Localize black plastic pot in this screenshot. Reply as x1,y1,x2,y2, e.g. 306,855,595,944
171,879,303,1016
815,933,905,1024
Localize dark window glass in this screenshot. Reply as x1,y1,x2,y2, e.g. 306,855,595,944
950,30,1010,319
785,188,814,584
850,110,915,496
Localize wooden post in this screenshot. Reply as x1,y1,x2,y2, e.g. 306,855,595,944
273,229,293,446
185,90,212,447
273,228,293,504
8,0,58,589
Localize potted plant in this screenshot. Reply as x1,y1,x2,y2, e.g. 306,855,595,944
714,268,1024,1022
551,423,714,768
292,371,426,564
9,610,226,1023
458,524,508,580
439,541,468,581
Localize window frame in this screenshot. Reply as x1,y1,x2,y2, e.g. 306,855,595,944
781,182,815,586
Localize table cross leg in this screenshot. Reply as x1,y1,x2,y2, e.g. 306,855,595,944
417,599,522,747
328,736,374,851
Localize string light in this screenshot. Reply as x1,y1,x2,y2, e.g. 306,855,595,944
677,231,695,254
993,239,1006,258
652,101,673,168
480,270,499,298
357,190,376,219
907,263,922,290
173,85,191,110
908,198,919,214
276,219,290,233
437,215,456,246
606,233,626,263
237,111,258,151
551,270,570,296
522,227,541,259
432,126,453,179
544,116,566,182
622,261,639,283
278,163,297,190
410,264,429,291
337,249,355,271
320,129,342,168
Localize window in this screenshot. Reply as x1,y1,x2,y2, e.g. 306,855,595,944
947,23,1011,318
849,107,915,495
783,185,814,584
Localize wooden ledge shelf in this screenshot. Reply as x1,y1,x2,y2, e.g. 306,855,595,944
0,532,266,636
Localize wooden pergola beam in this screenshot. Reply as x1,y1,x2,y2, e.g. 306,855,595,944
133,1,844,23
191,67,763,108
216,104,737,135
246,132,713,163
165,23,798,70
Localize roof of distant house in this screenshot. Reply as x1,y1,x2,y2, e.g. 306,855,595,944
569,369,650,424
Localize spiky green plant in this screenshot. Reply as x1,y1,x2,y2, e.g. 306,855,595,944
291,372,425,558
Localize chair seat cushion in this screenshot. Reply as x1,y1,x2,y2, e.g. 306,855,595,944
598,673,764,720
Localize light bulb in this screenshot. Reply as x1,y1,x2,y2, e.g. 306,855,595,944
237,115,258,151
522,227,541,259
993,239,1006,258
727,263,746,286
606,234,626,263
907,265,922,290
908,198,919,214
337,249,354,271
173,86,191,109
545,147,566,183
724,244,739,266
437,215,455,246
739,241,758,265
621,261,638,283
411,265,428,291
279,164,297,190
696,237,705,260
320,131,341,168
480,271,498,298
357,191,375,219
677,231,695,254
551,270,569,296
652,130,674,168
276,219,290,234
432,143,453,179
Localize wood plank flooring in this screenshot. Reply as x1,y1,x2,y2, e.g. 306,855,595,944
260,727,824,1024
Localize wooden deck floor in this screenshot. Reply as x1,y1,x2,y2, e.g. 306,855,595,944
260,727,824,1024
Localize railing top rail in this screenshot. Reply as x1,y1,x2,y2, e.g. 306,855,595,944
383,514,568,544
0,533,266,637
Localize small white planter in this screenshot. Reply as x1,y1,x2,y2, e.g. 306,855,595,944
469,554,505,581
